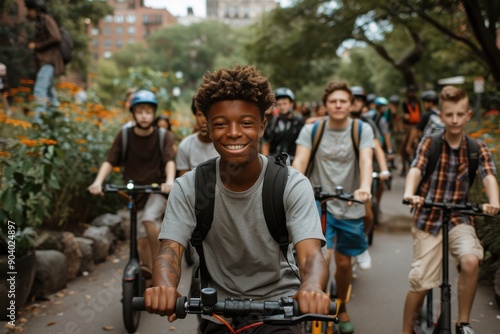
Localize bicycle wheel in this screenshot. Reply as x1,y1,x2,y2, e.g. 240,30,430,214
123,279,142,333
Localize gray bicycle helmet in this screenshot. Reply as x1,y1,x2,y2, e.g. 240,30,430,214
421,90,439,104
389,95,400,104
274,87,295,101
351,86,366,97
129,89,158,112
366,93,377,104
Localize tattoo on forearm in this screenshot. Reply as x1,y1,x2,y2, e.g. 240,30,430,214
156,240,182,281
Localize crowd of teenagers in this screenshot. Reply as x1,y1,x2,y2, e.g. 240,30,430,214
85,65,499,334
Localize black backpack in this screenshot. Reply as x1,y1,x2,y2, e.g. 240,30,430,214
191,152,290,288
59,27,73,65
415,133,479,194
120,126,166,166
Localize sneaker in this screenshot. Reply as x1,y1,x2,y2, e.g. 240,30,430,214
355,250,372,270
456,323,475,334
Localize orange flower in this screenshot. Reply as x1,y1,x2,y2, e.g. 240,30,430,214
89,167,99,173
26,151,42,157
79,147,88,152
4,119,32,129
20,139,39,146
75,139,88,144
113,167,121,173
0,151,11,158
39,138,58,145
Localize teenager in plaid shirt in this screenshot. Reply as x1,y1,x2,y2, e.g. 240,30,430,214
401,86,499,334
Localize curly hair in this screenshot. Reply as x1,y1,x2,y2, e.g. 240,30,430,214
321,81,353,106
439,85,468,105
194,65,275,119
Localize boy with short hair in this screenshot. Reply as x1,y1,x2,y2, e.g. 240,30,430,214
144,65,330,333
88,89,176,273
293,81,374,334
402,85,499,334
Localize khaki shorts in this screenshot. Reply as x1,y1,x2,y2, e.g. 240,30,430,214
408,224,483,292
136,194,168,238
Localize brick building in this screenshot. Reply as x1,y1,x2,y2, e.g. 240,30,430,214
88,0,177,60
206,0,278,27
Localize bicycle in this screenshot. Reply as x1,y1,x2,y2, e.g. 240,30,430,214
133,287,338,333
304,186,363,334
103,180,167,334
402,200,494,334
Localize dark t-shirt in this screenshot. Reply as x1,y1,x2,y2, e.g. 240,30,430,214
106,127,175,185
264,114,304,158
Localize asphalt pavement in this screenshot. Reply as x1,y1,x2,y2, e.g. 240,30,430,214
2,173,500,334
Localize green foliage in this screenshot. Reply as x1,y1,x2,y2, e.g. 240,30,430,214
0,96,125,253
0,226,36,258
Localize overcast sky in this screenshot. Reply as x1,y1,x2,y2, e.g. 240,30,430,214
144,0,291,17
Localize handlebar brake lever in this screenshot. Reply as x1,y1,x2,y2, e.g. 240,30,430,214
263,314,339,326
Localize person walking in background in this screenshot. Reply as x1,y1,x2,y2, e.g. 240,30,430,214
293,81,374,334
24,0,64,125
402,86,499,334
262,87,304,163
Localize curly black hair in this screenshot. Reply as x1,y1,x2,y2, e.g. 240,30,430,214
194,65,275,119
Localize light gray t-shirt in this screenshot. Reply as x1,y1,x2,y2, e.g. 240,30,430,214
296,118,374,219
175,132,219,171
159,155,325,300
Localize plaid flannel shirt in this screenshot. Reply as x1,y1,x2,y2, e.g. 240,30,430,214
411,132,496,235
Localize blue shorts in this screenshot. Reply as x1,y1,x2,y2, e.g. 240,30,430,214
319,204,368,256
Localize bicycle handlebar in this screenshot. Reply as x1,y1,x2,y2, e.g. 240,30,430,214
402,200,494,218
132,292,338,325
314,185,363,204
103,180,164,195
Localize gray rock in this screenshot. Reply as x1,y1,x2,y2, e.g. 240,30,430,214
61,232,82,280
31,250,67,299
34,230,64,251
91,213,125,241
82,226,114,263
75,237,95,273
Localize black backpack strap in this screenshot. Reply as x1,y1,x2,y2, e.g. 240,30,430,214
192,158,218,289
305,120,326,177
466,136,479,186
121,127,132,164
262,153,289,260
351,118,362,161
158,127,166,166
415,133,442,195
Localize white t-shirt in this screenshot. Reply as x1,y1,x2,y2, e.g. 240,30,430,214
175,133,219,171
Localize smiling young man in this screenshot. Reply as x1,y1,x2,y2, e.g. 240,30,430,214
402,86,499,334
144,65,330,333
293,81,374,334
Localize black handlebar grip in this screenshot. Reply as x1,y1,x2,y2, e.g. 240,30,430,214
132,297,146,311
292,299,337,316
175,296,188,319
329,301,337,315
402,199,411,205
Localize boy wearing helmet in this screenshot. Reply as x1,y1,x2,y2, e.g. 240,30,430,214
88,89,176,274
24,0,64,124
262,87,304,162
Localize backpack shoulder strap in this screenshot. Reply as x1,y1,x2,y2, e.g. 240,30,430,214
262,153,289,259
415,133,442,194
351,118,362,160
158,127,166,165
305,120,326,177
121,127,132,164
192,157,218,288
466,136,479,186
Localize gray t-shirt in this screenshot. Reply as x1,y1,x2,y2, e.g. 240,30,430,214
296,118,374,219
175,132,219,171
159,155,325,300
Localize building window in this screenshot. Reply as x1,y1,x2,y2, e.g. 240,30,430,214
103,51,112,59
103,27,111,35
143,14,149,23
93,52,98,60
126,15,136,23
116,40,123,48
104,39,111,48
91,28,99,36
128,38,135,44
115,15,124,23
104,15,112,23
92,39,99,46
127,26,135,35
116,27,123,34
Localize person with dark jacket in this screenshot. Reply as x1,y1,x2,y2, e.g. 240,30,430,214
25,0,64,124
